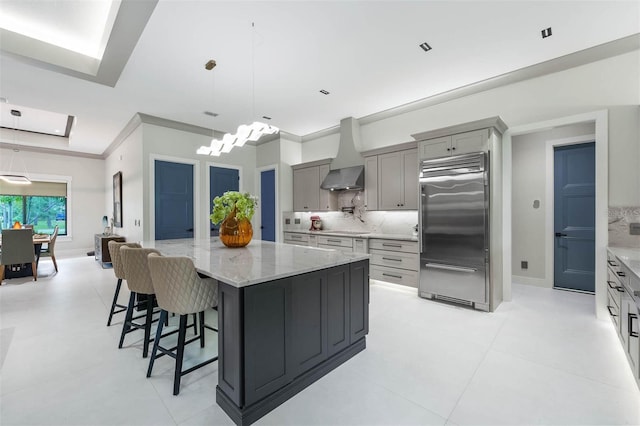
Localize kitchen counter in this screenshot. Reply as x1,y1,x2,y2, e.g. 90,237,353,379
143,238,369,288
143,237,369,426
284,229,418,242
608,246,640,278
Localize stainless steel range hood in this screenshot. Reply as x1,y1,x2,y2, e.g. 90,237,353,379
320,165,364,191
320,117,365,191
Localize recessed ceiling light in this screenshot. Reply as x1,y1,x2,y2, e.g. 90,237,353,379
319,89,330,95
11,109,21,117
419,42,432,52
541,27,552,38
262,116,272,120
205,59,217,70
204,111,218,117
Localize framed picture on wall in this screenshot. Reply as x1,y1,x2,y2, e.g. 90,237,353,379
113,171,123,228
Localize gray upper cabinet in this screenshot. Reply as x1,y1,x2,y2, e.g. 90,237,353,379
418,129,489,160
292,159,336,212
377,148,418,210
364,156,378,210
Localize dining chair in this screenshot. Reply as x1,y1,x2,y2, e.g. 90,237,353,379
119,246,162,358
39,225,59,272
106,241,141,326
0,229,37,284
146,253,219,395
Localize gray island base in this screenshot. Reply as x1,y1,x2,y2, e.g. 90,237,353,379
143,239,370,426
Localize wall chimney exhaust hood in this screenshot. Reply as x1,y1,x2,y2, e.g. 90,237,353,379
320,117,365,191
320,165,364,191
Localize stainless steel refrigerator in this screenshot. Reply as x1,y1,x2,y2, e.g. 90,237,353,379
418,152,489,311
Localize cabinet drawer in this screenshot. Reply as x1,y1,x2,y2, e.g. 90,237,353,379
369,239,418,253
284,232,309,244
370,265,418,288
607,268,623,308
318,244,353,254
607,290,620,331
370,249,419,272
318,236,353,248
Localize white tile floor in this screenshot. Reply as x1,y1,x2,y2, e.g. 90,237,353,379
1,255,639,425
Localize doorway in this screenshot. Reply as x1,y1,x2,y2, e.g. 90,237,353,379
209,166,239,236
553,142,595,292
260,169,276,241
154,160,194,240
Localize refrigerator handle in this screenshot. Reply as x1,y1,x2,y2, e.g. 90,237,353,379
425,263,478,273
418,184,423,253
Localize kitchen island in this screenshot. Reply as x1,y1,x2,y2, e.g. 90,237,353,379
143,238,370,426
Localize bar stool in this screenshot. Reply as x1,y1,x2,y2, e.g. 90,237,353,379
119,246,162,358
106,241,141,326
146,253,219,395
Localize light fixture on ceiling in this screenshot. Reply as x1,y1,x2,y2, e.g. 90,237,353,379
1,110,32,185
197,22,278,157
419,42,432,52
541,27,552,39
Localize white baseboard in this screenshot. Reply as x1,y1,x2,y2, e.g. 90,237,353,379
512,275,551,288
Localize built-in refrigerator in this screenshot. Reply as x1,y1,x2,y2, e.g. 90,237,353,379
418,152,489,311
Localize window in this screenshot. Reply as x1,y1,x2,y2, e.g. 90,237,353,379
0,180,68,235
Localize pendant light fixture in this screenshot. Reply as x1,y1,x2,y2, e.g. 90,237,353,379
197,22,278,156
0,109,32,184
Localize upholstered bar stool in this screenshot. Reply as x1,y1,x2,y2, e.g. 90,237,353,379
106,241,141,326
119,246,162,358
147,253,219,395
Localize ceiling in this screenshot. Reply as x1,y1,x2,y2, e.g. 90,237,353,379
0,0,638,156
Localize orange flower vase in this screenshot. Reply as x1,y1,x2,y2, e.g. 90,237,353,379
219,206,253,248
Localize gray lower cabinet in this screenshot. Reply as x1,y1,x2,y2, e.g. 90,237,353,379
217,260,369,425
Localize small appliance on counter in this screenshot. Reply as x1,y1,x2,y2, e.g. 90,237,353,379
310,215,323,231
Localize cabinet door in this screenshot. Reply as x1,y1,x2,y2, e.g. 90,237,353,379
318,164,335,211
377,152,403,209
291,271,328,377
243,278,293,406
327,265,350,357
364,156,378,210
349,260,369,343
293,167,319,211
401,149,418,210
418,136,451,159
452,129,488,155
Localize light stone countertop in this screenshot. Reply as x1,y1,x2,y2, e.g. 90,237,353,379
608,246,640,279
142,238,369,288
284,229,419,242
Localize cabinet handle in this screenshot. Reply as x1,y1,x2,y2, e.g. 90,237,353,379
617,271,626,278
629,313,638,338
446,148,450,151
607,306,617,317
608,260,618,267
607,280,624,292
382,273,403,279
382,243,402,248
452,147,456,150
382,257,402,262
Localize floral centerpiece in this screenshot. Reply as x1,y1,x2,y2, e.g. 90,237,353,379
210,191,257,247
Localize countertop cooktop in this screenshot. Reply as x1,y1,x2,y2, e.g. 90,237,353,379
285,229,418,242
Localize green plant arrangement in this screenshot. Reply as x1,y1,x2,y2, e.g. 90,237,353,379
210,191,257,225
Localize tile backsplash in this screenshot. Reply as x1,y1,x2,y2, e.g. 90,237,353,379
283,210,418,236
609,206,640,247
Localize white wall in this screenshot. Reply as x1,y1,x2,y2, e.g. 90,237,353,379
0,147,106,255
301,132,339,163
511,122,595,285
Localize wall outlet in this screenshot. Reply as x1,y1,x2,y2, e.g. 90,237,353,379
521,261,528,270
630,223,640,235
285,218,291,225
294,218,300,224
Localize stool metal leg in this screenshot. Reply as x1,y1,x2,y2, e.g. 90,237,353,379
174,314,187,395
142,296,154,358
119,292,136,349
107,278,126,326
199,311,206,348
147,309,167,378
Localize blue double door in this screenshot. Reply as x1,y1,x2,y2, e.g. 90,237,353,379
154,161,276,242
553,142,595,292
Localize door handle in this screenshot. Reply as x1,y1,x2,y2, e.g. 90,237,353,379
554,232,567,237
186,228,194,232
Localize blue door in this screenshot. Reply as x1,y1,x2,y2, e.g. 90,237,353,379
210,166,239,236
261,169,276,241
553,142,595,292
155,160,194,240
